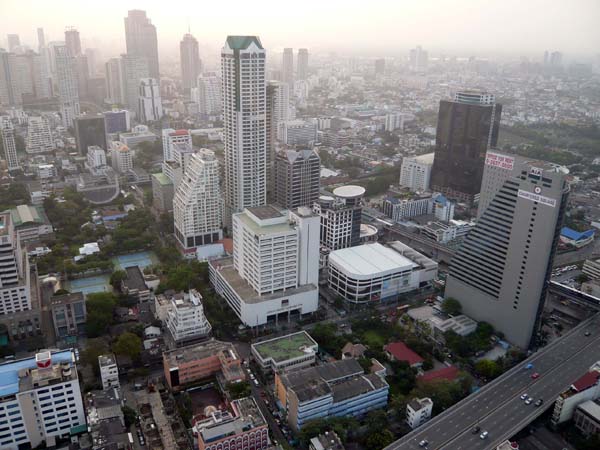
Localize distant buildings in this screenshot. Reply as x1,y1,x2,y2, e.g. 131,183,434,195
103,109,131,134
400,153,434,192
0,116,19,170
180,33,201,92
54,44,80,128
119,54,150,114
110,141,133,173
124,9,159,79
99,353,120,390
282,48,294,89
251,331,318,373
278,119,317,146
374,58,385,75
406,397,433,429
74,114,107,155
0,49,23,107
274,149,320,210
445,151,569,348
409,46,428,72
297,48,309,81
138,77,162,122
26,116,54,153
429,91,502,203
192,72,222,116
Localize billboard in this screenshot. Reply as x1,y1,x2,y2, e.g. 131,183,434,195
485,152,515,170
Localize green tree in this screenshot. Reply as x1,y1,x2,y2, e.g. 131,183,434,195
365,429,394,450
86,293,117,337
474,359,502,379
80,338,110,376
122,405,137,427
441,298,462,316
110,270,127,290
112,332,142,361
227,381,252,399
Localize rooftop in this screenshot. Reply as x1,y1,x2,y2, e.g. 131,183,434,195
577,399,600,420
418,366,460,383
561,227,595,241
333,185,365,199
572,370,600,392
98,354,117,368
246,205,284,221
50,291,84,307
310,431,345,450
123,266,148,291
384,342,424,366
331,373,387,402
10,204,48,227
409,153,435,165
329,243,416,278
252,331,318,363
225,35,263,50
163,339,239,367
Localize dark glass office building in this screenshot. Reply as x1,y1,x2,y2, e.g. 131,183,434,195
74,114,107,155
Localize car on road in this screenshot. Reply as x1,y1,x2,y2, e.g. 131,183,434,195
524,363,533,370
585,331,591,336
525,397,533,405
479,431,489,440
534,399,544,407
418,440,428,447
520,393,528,400
253,379,259,386
531,372,540,379
471,426,480,434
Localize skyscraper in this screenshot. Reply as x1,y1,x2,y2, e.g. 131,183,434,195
54,45,80,128
119,54,149,114
6,34,20,53
0,49,22,107
74,114,107,155
429,91,502,203
221,36,267,226
409,45,428,72
104,57,123,104
64,27,81,56
192,72,222,116
138,78,162,123
173,149,223,256
180,33,201,92
274,149,320,210
297,48,308,81
124,10,159,79
266,80,291,195
0,116,19,171
26,116,54,153
445,151,570,348
282,48,294,89
36,28,45,51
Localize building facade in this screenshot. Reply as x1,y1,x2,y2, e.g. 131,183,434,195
74,114,107,155
1,116,19,170
99,353,120,390
124,9,159,79
166,289,212,344
399,153,434,192
54,45,80,128
103,109,131,134
192,72,222,116
26,116,54,153
297,49,308,81
180,33,201,92
50,292,86,339
110,141,133,173
138,77,162,122
274,149,320,210
406,397,433,429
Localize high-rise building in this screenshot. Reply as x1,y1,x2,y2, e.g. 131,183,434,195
84,48,97,76
297,48,308,80
119,54,149,114
36,28,45,51
0,212,31,315
104,57,123,104
282,48,294,89
277,119,317,146
13,51,49,100
162,128,192,163
399,153,434,192
192,72,222,115
274,149,320,210
64,27,81,56
266,80,291,194
409,45,428,72
26,116,54,153
6,34,20,52
374,58,385,75
221,36,267,226
74,114,107,155
429,91,502,203
54,45,80,128
103,109,131,134
0,350,86,450
180,33,201,92
0,49,22,107
173,149,223,256
1,116,19,171
445,151,570,348
110,141,133,173
124,10,159,79
138,78,162,123
74,54,89,100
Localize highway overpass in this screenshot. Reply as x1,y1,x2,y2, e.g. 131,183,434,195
548,281,600,309
385,314,600,450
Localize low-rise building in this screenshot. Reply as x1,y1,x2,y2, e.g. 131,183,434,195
121,266,151,303
251,331,318,373
573,399,600,437
193,397,269,450
85,387,128,450
327,241,437,304
341,342,367,360
384,342,423,368
421,220,474,244
382,194,432,222
560,227,595,248
583,258,600,280
551,365,600,425
309,431,345,450
99,354,120,390
9,204,53,243
406,397,433,429
166,289,212,345
163,340,245,390
50,292,86,338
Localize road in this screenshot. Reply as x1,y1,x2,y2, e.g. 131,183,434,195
385,313,600,450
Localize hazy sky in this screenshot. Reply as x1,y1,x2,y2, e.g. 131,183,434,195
1,0,599,59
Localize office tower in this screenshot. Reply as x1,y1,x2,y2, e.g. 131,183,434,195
221,36,267,225
26,116,54,153
110,141,133,173
64,27,81,56
313,185,364,258
119,54,149,114
162,128,192,163
84,48,97,76
445,151,570,348
282,48,294,89
0,212,31,314
74,114,107,155
180,33,201,92
74,54,89,99
409,45,429,72
103,109,131,134
0,49,22,106
37,28,45,50
297,48,308,80
173,149,223,256
274,149,320,209
374,58,385,75
399,153,434,192
104,57,123,104
54,45,80,128
277,120,317,146
429,91,502,203
7,34,20,52
0,350,86,449
1,116,19,171
209,205,319,326
192,72,222,115
124,9,159,79
12,51,47,100
266,80,291,195
138,78,162,123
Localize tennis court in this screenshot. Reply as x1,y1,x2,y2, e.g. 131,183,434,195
112,251,159,270
65,274,112,296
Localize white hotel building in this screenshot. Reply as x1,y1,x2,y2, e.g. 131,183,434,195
209,205,319,326
0,350,86,450
328,241,438,304
399,153,434,192
166,288,212,344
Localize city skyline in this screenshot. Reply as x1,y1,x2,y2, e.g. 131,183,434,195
1,0,599,60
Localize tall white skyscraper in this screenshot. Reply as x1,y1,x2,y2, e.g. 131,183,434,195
221,36,267,226
173,149,223,257
0,116,19,171
282,48,294,89
180,33,201,92
54,45,80,128
192,72,222,115
138,78,162,123
297,48,308,80
26,116,54,153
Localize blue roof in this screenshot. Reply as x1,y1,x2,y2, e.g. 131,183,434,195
434,194,448,206
561,227,595,241
0,350,74,397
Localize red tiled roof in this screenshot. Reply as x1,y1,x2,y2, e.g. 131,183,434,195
572,371,600,392
384,342,423,365
418,366,460,383
218,238,233,254
172,129,190,136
